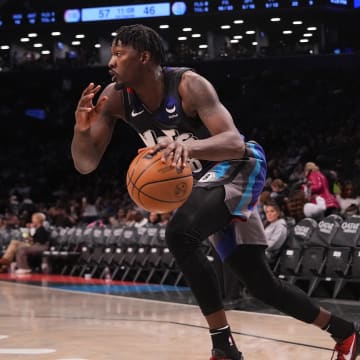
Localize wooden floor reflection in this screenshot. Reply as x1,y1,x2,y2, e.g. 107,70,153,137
0,281,335,360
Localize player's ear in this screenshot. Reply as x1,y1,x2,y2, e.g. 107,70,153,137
140,51,151,64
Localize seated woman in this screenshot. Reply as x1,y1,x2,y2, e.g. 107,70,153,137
263,201,288,262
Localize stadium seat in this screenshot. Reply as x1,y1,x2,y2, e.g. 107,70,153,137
159,247,182,285
144,247,163,283
320,246,353,298
331,215,360,248
291,216,341,296
119,226,140,247
273,217,317,282
308,214,342,247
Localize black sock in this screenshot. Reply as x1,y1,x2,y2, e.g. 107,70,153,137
323,315,354,341
210,325,237,353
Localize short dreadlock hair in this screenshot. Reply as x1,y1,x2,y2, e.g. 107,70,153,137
114,24,166,65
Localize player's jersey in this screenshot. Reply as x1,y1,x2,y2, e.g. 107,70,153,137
122,66,212,178
121,66,267,220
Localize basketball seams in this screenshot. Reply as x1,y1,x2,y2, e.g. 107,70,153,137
129,152,163,186
138,174,193,191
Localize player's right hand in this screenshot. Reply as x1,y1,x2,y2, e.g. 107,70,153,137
75,82,108,132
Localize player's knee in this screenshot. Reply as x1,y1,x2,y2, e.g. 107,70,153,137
165,216,202,256
242,271,283,303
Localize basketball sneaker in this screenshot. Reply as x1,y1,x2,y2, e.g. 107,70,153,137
210,348,244,360
331,322,360,360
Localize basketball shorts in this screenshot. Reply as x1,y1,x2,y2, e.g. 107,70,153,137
195,141,268,256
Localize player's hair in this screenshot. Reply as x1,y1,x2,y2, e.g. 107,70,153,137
114,24,166,65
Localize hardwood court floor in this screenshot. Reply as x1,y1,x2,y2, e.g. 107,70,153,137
0,279,336,360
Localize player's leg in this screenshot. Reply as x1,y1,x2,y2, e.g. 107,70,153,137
221,218,359,360
166,186,243,359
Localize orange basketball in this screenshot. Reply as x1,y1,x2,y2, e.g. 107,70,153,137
126,149,193,213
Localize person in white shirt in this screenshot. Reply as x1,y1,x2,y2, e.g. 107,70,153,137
263,201,288,260
336,180,360,217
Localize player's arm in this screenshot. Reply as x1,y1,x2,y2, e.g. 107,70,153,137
71,82,122,174
155,72,245,168
181,71,245,161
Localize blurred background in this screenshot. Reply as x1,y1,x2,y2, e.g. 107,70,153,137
0,0,359,227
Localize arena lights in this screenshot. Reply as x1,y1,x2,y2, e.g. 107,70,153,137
283,30,293,34
28,33,38,38
303,33,313,37
234,35,243,39
94,44,101,48
293,21,303,25
0,45,10,50
177,36,187,40
252,41,258,46
20,37,30,42
270,17,281,22
307,26,317,31
51,32,61,36
33,43,43,48
246,30,256,35
199,44,208,48
159,24,169,29
191,33,201,38
233,20,244,24
230,39,239,43
221,25,231,29
41,50,51,55
111,32,117,37
71,40,81,46
299,38,309,43
182,27,192,32
75,34,85,39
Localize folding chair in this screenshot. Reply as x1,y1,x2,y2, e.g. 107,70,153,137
119,246,138,281
159,248,181,285
69,245,92,277
294,246,328,296
108,247,126,280
144,247,163,283
273,217,317,282
321,246,353,298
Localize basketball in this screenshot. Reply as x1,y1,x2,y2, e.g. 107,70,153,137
126,148,193,213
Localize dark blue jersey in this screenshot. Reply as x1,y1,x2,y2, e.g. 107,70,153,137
122,67,212,178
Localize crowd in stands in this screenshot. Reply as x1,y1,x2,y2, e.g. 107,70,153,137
0,60,359,251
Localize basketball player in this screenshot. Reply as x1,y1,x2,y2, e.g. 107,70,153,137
71,24,359,360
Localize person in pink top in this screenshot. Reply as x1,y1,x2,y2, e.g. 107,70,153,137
303,162,340,218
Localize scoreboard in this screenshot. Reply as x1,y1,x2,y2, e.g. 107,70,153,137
0,0,355,29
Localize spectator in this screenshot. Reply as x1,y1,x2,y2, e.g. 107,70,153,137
0,212,49,274
148,212,161,225
258,190,271,222
116,207,128,226
81,195,99,223
269,178,289,213
286,189,307,222
133,207,149,228
336,180,360,217
303,162,340,219
159,212,172,226
263,201,288,261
